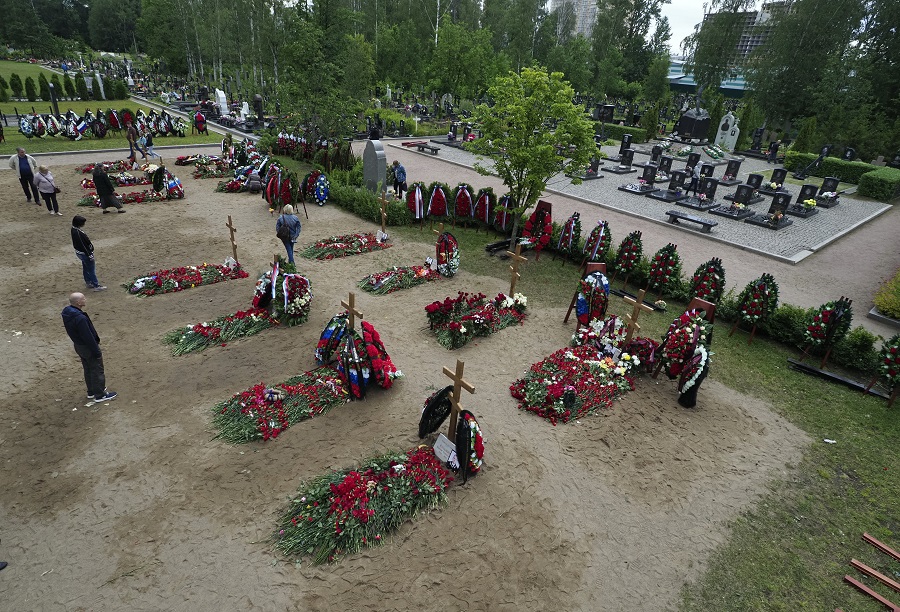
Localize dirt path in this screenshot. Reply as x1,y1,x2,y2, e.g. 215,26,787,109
1,152,809,610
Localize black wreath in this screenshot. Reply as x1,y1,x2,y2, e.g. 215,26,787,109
455,409,476,483
418,385,453,439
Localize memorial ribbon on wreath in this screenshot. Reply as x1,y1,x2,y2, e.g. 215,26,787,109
271,262,279,299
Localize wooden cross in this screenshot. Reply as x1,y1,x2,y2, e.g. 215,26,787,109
378,191,390,233
442,359,475,439
623,289,653,344
505,242,527,295
225,215,238,262
340,291,364,330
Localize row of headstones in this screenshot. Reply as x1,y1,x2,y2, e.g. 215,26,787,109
605,145,738,184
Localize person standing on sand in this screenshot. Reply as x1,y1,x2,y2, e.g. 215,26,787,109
275,205,302,264
91,166,126,213
71,215,107,291
33,165,62,215
62,292,117,404
8,147,39,204
392,160,406,200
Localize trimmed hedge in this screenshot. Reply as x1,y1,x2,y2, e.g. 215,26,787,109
782,151,876,184
594,123,648,143
858,166,900,202
873,268,900,319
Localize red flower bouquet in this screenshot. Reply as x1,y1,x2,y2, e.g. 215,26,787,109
522,209,552,252
299,232,392,260
358,265,441,295
426,183,449,217
474,187,496,225
736,273,779,325
804,298,853,347
124,261,248,296
425,291,527,349
163,308,278,355
582,220,612,262
361,320,401,389
647,243,681,292
454,184,474,219
879,335,900,387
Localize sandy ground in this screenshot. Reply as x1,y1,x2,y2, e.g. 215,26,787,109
1,149,813,610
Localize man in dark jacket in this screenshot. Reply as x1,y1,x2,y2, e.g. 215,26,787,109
62,293,117,403
91,165,125,213
71,215,106,291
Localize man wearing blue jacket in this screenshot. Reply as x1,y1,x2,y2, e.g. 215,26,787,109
62,293,117,403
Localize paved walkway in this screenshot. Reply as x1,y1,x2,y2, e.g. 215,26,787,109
374,139,900,339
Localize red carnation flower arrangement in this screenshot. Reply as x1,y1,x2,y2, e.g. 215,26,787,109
804,298,852,348
522,208,552,252
690,257,726,303
736,273,779,325
613,230,643,275
879,334,900,387
583,220,612,262
647,243,681,292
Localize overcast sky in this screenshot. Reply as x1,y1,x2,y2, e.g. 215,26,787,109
661,0,763,54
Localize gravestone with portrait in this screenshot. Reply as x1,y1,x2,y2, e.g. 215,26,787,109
745,193,794,230
678,176,720,211
758,167,790,196
567,155,605,181
657,155,673,179
607,148,637,174
816,176,841,208
635,144,664,169
714,111,740,151
700,163,715,178
710,184,756,220
724,173,765,204
610,133,633,163
618,164,661,195
719,159,742,186
683,152,701,173
786,184,820,218
647,170,689,203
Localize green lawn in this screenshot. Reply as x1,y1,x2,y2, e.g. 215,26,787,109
0,59,56,83
324,196,900,611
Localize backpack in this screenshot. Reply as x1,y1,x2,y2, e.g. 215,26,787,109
276,216,291,241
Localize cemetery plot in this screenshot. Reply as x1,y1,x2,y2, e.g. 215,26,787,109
633,144,664,169
665,211,719,233
609,133,633,163
300,232,392,260
816,177,841,208
758,168,790,197
359,231,458,294
656,155,674,180
676,177,720,211
785,184,821,219
425,291,528,350
646,170,689,203
710,184,756,220
124,260,248,296
606,148,638,174
744,193,794,230
618,165,661,195
719,159,743,186
723,173,765,204
566,156,604,180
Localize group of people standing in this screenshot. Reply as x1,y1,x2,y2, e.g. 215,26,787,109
8,148,62,215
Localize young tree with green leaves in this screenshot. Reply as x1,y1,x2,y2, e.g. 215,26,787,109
9,73,23,99
0,79,9,103
680,0,753,109
50,74,63,99
467,67,595,243
75,74,90,101
25,77,37,102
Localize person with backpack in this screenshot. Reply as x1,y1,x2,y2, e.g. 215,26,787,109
275,205,302,264
392,160,407,200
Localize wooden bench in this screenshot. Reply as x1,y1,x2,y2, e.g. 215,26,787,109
665,210,718,233
417,143,440,155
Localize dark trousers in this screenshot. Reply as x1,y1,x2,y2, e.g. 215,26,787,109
74,344,106,398
686,178,699,196
98,193,122,210
19,174,39,201
40,191,59,213
394,180,406,200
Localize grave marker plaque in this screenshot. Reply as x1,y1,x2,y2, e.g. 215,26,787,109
701,177,719,200
650,145,663,163
796,184,818,203
819,177,840,194
619,134,633,155
700,163,715,178
786,184,820,218
744,192,794,229
711,184,755,219
734,184,752,205
677,176,719,210
816,176,841,208
641,165,656,185
618,163,660,194
746,173,764,189
685,152,701,171
363,139,387,194
759,168,789,196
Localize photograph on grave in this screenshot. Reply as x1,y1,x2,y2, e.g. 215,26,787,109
677,176,719,211
657,155,674,180
724,173,765,204
816,176,841,208
759,168,790,196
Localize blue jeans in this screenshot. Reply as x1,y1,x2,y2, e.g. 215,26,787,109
282,239,295,264
77,252,100,287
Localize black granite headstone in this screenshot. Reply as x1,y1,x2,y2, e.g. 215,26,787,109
796,184,818,204
658,156,673,175
700,163,714,178
747,173,764,189
819,177,840,194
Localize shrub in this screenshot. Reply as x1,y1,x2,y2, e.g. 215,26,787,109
24,76,37,102
858,167,900,202
782,151,875,184
75,75,89,100
9,73,23,98
111,80,129,100
594,122,648,143
38,73,50,101
832,326,881,374
761,303,815,348
0,80,8,103
330,183,412,226
63,73,76,99
873,269,900,319
50,73,62,99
